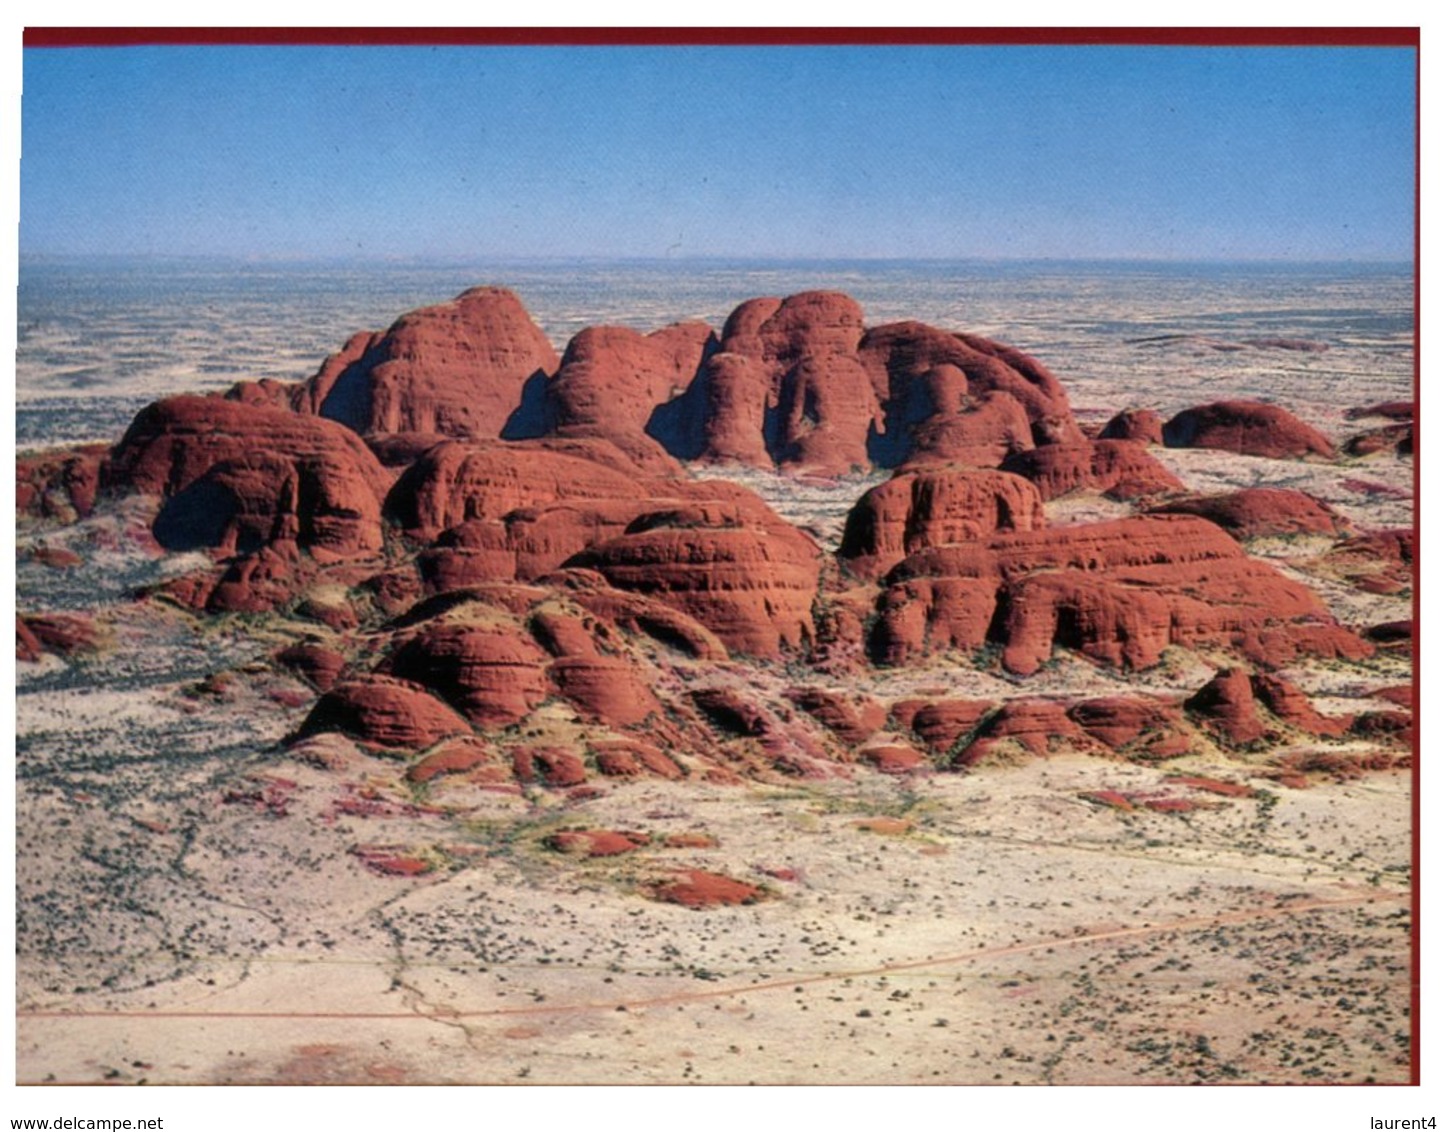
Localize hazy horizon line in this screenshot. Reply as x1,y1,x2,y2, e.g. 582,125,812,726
19,251,1416,269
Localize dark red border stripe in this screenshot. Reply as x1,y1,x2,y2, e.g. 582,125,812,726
23,27,1421,49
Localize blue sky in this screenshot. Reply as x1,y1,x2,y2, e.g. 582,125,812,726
20,44,1417,261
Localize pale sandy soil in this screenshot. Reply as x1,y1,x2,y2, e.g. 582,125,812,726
16,753,1410,1085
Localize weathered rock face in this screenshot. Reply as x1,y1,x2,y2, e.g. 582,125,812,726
384,440,652,541
999,440,1183,502
838,467,1045,581
956,699,1098,765
512,745,588,787
15,617,43,663
548,657,664,728
418,500,656,589
868,576,1000,666
16,444,106,523
892,698,993,755
1346,400,1414,422
860,322,1086,464
1066,697,1194,760
1306,527,1413,597
872,514,1368,674
996,571,1174,675
565,498,821,658
405,736,500,784
290,286,559,440
535,322,714,459
1162,400,1335,459
1345,422,1413,458
296,675,473,750
786,687,887,745
105,395,391,564
1151,488,1349,541
384,622,552,728
1186,668,1267,747
667,292,880,474
591,738,685,779
1250,672,1349,737
108,395,387,502
1099,408,1165,445
274,641,348,692
645,292,1089,474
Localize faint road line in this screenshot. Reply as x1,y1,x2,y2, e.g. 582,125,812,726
17,890,1406,1023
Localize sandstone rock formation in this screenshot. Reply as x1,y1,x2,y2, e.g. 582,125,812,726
384,621,552,728
531,322,714,464
34,281,1406,805
16,444,105,523
1150,488,1349,540
287,286,559,439
838,467,1045,580
17,612,105,660
1099,408,1165,445
869,514,1368,674
566,498,821,658
999,440,1183,501
296,675,473,751
1162,400,1335,459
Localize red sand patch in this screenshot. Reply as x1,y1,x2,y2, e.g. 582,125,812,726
1164,775,1255,798
662,832,719,849
325,784,446,822
545,829,649,857
1081,789,1136,812
650,869,765,908
351,845,436,877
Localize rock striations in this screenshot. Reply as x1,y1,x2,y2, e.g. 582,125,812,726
24,282,1402,793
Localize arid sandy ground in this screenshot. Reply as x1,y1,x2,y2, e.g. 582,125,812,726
15,414,1414,1085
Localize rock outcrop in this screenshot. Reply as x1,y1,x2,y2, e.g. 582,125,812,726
384,439,652,541
104,396,392,581
838,467,1045,580
871,514,1368,674
530,322,714,465
1151,488,1349,540
296,675,473,750
566,498,821,658
288,286,559,440
1162,400,1334,459
35,281,1408,805
16,444,106,523
17,612,105,660
1099,408,1164,445
384,622,552,728
999,440,1183,502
